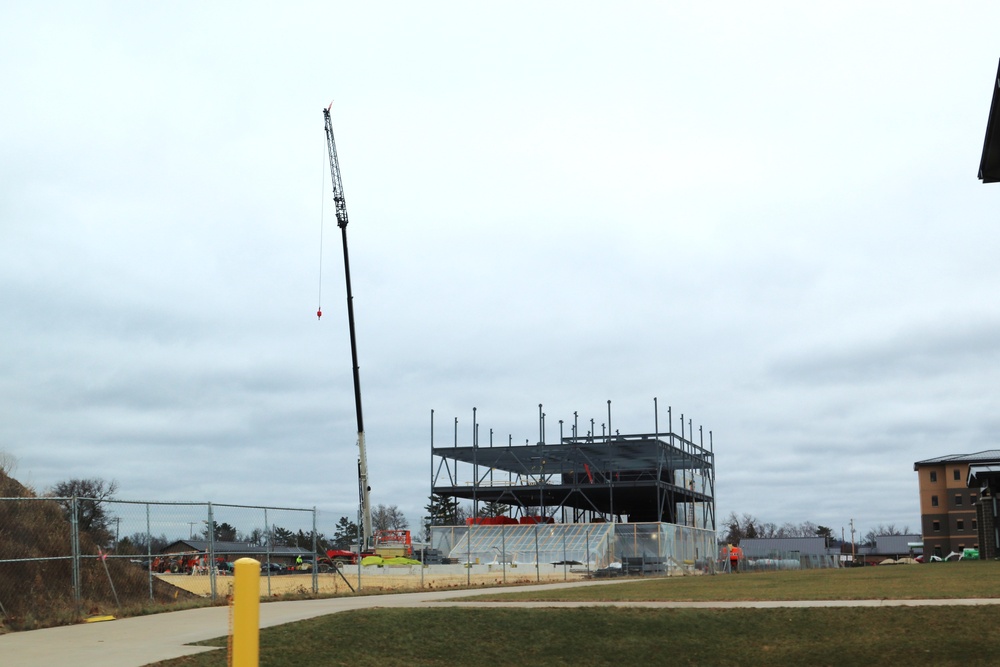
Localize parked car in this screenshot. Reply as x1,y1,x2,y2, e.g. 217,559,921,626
296,555,334,573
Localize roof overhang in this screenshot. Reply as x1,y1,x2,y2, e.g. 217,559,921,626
979,59,1000,183
968,464,1000,487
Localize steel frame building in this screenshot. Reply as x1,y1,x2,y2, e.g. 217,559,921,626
431,406,716,531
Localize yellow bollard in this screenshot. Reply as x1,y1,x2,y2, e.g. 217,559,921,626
232,558,261,667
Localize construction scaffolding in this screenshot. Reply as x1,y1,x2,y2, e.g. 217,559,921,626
430,521,717,575
429,402,717,572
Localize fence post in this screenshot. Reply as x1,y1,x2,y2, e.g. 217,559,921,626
263,508,271,597
562,529,567,581
71,495,80,606
146,503,153,601
311,507,318,594
207,502,216,602
501,524,506,584
534,523,539,582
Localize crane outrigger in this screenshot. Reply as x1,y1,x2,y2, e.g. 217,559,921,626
323,102,373,552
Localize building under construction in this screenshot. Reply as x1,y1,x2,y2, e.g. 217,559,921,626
429,402,718,572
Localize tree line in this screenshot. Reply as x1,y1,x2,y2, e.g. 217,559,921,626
722,511,912,547
44,477,414,554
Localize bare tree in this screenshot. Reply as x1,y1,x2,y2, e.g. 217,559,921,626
862,524,912,546
372,504,409,533
0,450,17,477
721,511,762,545
48,477,119,545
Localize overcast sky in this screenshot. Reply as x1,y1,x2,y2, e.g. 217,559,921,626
3,2,1000,542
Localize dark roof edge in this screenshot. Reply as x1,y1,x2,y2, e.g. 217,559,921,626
980,58,1000,182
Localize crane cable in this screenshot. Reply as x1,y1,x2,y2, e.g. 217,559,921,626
317,141,326,320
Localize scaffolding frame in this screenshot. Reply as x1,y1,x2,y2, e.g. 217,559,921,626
430,406,716,531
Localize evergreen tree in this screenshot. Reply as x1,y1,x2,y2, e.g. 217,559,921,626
332,516,359,550
270,526,294,546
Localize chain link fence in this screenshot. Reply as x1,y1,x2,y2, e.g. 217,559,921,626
2,491,724,630
721,551,840,573
0,495,332,629
430,521,718,582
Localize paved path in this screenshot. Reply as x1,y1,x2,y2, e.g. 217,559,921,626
3,579,999,667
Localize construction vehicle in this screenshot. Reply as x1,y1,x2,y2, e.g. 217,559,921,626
373,529,413,558
323,103,374,552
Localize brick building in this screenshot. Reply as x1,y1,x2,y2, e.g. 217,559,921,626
914,450,1000,559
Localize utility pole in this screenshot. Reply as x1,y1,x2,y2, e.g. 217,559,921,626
850,518,856,565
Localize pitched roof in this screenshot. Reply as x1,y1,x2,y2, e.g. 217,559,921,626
162,539,311,556
914,450,1000,469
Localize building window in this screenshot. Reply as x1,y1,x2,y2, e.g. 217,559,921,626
931,495,939,507
930,471,937,482
958,520,964,530
973,520,978,530
955,495,963,506
972,494,978,504
954,469,961,481
933,521,940,532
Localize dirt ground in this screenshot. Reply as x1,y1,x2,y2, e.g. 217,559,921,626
157,568,588,598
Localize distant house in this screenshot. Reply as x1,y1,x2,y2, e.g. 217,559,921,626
161,539,311,565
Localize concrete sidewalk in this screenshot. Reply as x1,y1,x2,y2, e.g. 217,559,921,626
2,580,999,667
0,580,618,667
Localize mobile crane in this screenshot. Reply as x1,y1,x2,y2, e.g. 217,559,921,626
323,103,373,552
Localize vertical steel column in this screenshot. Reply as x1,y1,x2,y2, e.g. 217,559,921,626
654,397,661,523
428,408,434,564
689,418,694,528
680,415,687,527
473,407,478,519
607,400,612,440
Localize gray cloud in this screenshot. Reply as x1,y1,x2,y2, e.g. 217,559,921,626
4,2,1000,540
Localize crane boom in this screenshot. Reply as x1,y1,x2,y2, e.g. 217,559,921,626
323,103,373,551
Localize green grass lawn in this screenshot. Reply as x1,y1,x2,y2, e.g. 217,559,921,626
151,563,1000,667
467,560,1000,602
